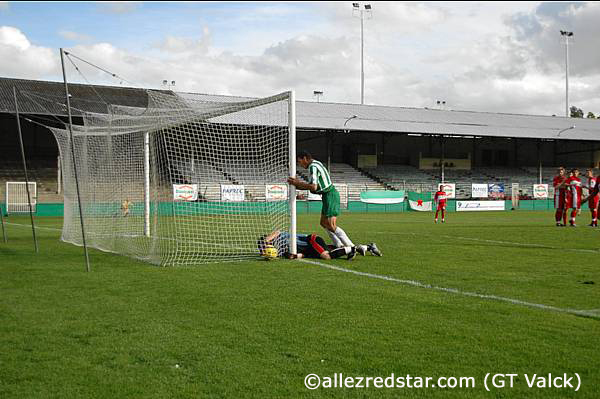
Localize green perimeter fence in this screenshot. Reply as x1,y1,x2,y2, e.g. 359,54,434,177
1,200,556,217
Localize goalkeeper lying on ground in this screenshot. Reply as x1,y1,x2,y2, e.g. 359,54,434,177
257,230,381,260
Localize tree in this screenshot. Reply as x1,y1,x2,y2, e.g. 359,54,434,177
587,112,596,119
570,106,584,118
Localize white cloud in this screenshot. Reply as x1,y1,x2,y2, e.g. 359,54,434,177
154,27,212,56
99,2,139,15
59,30,93,42
2,2,600,117
0,27,57,78
0,26,29,50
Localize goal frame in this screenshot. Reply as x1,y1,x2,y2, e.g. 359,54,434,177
5,181,37,214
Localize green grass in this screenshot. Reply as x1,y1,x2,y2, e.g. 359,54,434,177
1,211,599,398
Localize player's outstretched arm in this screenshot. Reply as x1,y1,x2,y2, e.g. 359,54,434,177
287,177,317,192
264,230,281,244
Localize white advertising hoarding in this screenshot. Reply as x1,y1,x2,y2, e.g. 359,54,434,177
456,200,505,212
471,184,488,198
533,184,549,199
173,184,198,201
265,184,288,201
221,185,245,202
439,183,456,199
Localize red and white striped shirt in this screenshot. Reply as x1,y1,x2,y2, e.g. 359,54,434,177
434,191,447,203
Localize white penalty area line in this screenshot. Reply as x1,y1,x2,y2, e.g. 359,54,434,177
298,258,600,320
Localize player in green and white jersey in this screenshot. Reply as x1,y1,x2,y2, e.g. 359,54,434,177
287,151,381,256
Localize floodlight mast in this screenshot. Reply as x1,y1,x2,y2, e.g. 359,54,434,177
560,30,573,118
353,3,372,105
313,90,323,102
162,80,176,90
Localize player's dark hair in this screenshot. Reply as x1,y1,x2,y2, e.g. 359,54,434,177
297,150,312,160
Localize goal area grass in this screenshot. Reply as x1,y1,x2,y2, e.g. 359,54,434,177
1,211,599,398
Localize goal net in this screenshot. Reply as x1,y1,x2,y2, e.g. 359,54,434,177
44,90,295,265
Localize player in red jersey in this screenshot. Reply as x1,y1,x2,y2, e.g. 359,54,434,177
566,168,583,226
563,169,574,226
434,187,448,223
584,168,599,227
552,167,568,226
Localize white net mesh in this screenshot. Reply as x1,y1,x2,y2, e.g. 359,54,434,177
42,90,292,265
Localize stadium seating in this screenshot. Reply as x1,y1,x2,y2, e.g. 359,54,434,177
362,165,437,193
0,160,62,203
329,163,386,201
2,159,599,204
362,165,600,199
296,162,385,201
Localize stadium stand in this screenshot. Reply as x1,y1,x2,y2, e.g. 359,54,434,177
296,162,385,201
360,164,600,199
2,158,600,203
329,163,386,201
2,78,600,206
168,159,290,202
0,160,62,203
362,165,437,192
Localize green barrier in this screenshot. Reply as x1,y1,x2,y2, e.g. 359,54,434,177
5,199,557,217
35,203,64,216
506,200,553,211
447,200,457,212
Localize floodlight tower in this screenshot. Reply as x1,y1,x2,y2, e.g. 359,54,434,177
352,2,372,105
560,30,573,117
162,80,176,90
313,90,323,102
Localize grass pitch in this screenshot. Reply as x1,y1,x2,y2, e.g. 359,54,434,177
1,211,599,398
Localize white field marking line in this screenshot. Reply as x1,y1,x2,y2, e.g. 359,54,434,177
298,258,600,320
372,231,600,254
5,222,61,231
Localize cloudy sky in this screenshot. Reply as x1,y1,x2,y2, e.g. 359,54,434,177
1,1,599,116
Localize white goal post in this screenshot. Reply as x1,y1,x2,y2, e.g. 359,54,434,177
6,182,37,214
39,89,297,265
